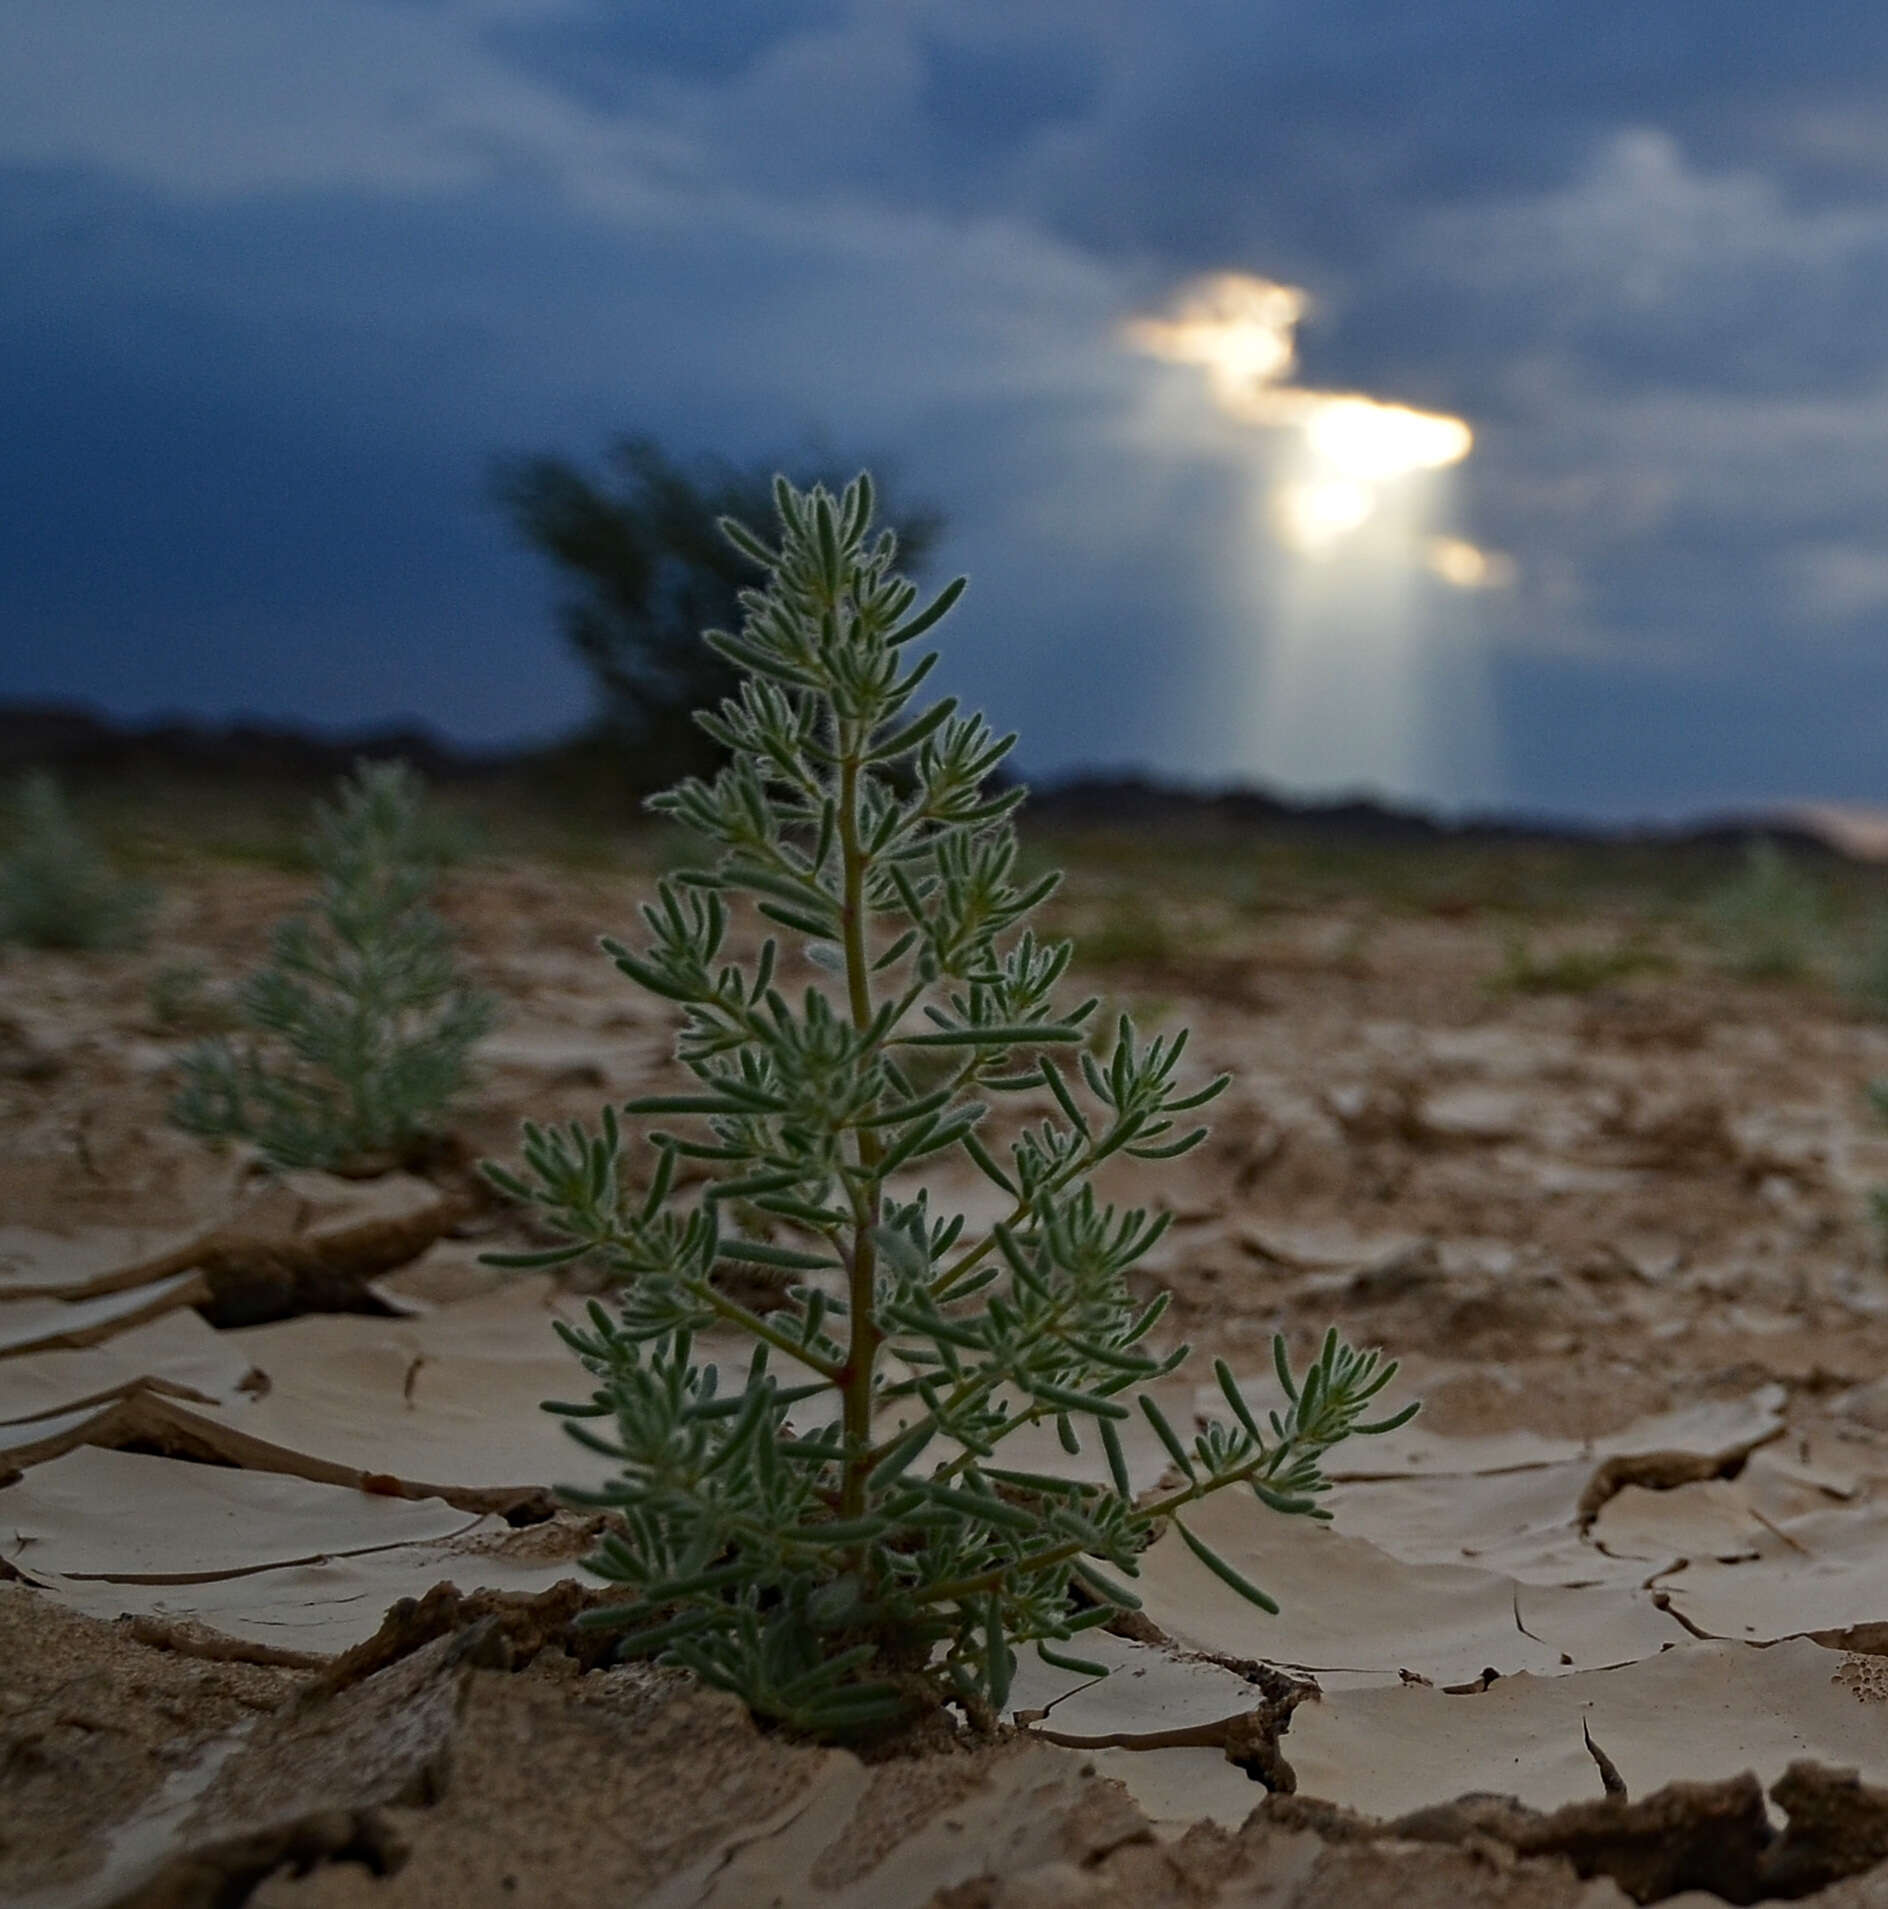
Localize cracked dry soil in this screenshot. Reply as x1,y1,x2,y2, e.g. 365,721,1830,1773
11,839,1888,1905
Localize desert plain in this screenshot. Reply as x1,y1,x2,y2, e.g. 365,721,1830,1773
9,800,1888,1906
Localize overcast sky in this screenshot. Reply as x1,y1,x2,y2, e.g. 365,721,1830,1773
7,3,1888,818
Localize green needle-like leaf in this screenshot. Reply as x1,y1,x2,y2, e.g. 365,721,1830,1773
1174,1518,1281,1615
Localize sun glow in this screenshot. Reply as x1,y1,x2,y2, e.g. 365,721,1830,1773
1273,477,1375,555
1128,273,1484,559
1123,272,1306,410
1126,272,1506,807
1303,397,1472,483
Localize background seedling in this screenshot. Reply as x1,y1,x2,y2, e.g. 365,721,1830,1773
1490,930,1670,996
170,759,496,1173
1707,836,1825,982
0,772,155,952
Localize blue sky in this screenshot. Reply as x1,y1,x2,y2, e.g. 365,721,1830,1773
7,3,1888,817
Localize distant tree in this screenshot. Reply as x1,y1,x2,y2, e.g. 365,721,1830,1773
493,438,942,790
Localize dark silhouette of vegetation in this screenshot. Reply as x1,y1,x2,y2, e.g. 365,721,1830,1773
0,773,154,951
493,438,941,792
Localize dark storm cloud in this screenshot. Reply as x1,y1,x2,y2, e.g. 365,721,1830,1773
5,0,1888,812
0,138,1162,748
965,2,1888,266
0,250,580,739
485,2,852,105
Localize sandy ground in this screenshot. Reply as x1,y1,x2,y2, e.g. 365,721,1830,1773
9,841,1888,1904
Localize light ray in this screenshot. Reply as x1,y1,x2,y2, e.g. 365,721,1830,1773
1126,272,1507,806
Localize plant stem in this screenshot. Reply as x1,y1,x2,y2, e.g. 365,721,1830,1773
837,738,883,1520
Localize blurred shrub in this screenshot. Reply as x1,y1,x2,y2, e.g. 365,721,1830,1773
1706,837,1824,981
1076,895,1177,969
1491,930,1669,995
0,773,155,951
1846,905,1888,1019
170,760,496,1172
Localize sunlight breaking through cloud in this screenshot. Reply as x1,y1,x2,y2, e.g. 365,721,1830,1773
1124,273,1306,411
1126,272,1506,809
1127,272,1489,564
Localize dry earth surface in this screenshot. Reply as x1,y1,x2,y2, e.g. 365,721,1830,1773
10,826,1888,1905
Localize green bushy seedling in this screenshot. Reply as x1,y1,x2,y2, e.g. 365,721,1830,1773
171,760,496,1172
0,773,154,951
1847,907,1888,1020
1866,1071,1888,1247
1490,930,1668,996
1707,837,1824,981
488,474,1414,1739
1076,892,1176,970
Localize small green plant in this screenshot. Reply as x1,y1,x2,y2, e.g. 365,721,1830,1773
1867,1082,1888,1248
170,760,496,1172
1490,929,1669,996
1707,836,1824,981
0,773,154,951
1847,906,1888,1020
488,475,1413,1739
1074,892,1176,969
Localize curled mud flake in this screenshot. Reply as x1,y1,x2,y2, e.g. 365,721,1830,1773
121,1616,327,1674
190,1191,472,1328
1030,1694,1309,1795
1439,1667,1502,1694
303,1578,627,1703
1261,1759,1888,1905
1265,1771,1774,1905
1576,1421,1786,1531
1023,1637,1319,1796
